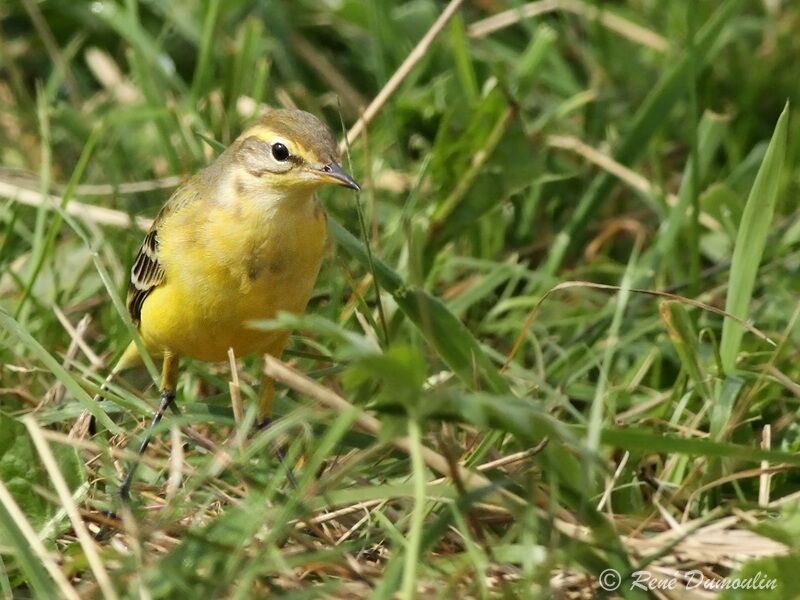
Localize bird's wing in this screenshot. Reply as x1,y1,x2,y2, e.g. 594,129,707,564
127,226,164,325
127,181,199,325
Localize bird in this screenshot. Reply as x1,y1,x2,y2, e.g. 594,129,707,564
80,108,359,499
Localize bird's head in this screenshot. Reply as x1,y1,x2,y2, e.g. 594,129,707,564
231,108,359,194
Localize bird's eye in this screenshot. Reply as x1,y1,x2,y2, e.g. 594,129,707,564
271,142,290,162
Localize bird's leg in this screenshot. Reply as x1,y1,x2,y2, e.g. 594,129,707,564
255,374,275,430
120,351,180,501
254,370,297,487
255,335,288,430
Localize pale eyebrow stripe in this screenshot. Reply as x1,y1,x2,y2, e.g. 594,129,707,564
247,129,316,164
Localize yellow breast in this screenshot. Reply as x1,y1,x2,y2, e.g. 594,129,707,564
139,191,327,362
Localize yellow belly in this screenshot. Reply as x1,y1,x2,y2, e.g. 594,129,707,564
139,195,327,362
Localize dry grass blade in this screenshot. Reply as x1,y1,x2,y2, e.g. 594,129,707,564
504,280,776,370
340,0,466,151
682,464,792,520
262,354,522,510
759,425,772,507
84,47,142,105
23,417,120,600
469,0,668,52
227,347,244,428
291,34,367,117
53,307,102,368
0,167,182,195
73,176,182,196
0,480,82,600
165,424,184,503
597,451,629,512
0,180,151,229
291,446,543,531
630,513,790,562
47,311,96,406
547,134,721,232
40,427,169,469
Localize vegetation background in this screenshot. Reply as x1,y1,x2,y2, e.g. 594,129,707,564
1,0,799,597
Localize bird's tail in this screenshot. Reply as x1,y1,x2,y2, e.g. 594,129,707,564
69,341,142,439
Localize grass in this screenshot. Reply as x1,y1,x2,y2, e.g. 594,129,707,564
1,0,800,597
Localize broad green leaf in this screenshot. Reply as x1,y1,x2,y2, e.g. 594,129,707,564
0,492,58,599
0,413,85,530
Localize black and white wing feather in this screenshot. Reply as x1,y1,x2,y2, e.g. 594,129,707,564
127,228,164,325
126,181,200,326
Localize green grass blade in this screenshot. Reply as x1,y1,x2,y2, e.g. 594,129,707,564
587,245,638,454
720,102,789,372
15,124,101,318
0,308,121,433
400,418,426,600
660,300,712,400
0,554,11,599
544,0,740,275
190,0,221,104
19,88,52,325
0,486,59,600
600,426,800,466
57,210,160,386
710,375,743,442
652,111,728,266
329,218,509,394
447,14,479,106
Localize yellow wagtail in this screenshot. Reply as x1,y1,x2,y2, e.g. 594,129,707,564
87,109,359,498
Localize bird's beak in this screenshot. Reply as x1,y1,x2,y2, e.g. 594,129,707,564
319,162,360,191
